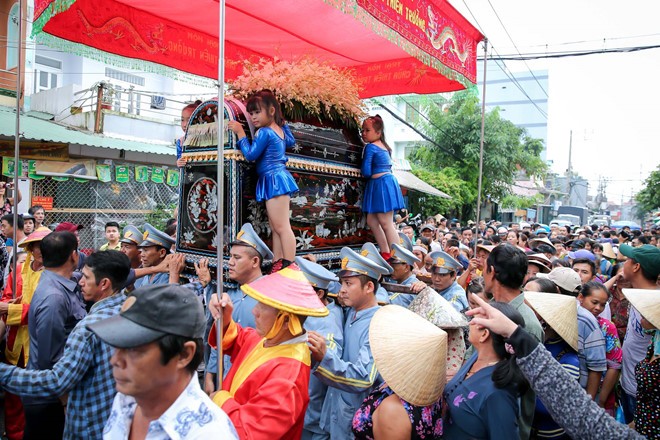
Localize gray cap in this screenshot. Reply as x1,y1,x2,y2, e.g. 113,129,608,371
87,284,205,348
428,251,462,274
120,225,142,245
295,256,339,290
339,247,390,280
231,223,274,260
389,243,420,267
361,242,393,275
138,223,175,249
397,232,413,252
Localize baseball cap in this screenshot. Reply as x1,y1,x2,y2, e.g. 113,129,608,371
54,222,83,233
88,284,205,348
420,224,435,232
537,267,581,294
568,249,596,262
619,244,660,279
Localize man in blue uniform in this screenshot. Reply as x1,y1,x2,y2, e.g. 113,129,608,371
427,250,468,312
133,223,174,289
204,223,273,391
360,242,392,305
308,247,386,440
387,243,421,307
118,225,142,269
297,256,344,440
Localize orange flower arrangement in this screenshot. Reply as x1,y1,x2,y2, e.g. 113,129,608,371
229,57,366,127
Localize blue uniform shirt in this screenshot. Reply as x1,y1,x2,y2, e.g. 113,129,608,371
314,305,381,439
388,273,419,307
437,281,469,312
375,286,390,305
133,271,170,289
303,301,344,438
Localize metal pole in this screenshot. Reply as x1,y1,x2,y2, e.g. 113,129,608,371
215,0,226,387
567,130,572,205
11,0,24,297
474,39,487,257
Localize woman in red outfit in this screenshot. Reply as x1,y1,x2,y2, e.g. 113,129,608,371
0,227,50,440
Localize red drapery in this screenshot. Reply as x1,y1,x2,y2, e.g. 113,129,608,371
33,0,483,97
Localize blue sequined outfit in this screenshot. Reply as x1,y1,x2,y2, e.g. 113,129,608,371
361,143,405,213
237,125,299,202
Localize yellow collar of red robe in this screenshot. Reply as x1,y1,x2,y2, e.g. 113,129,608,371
213,337,311,408
264,312,302,339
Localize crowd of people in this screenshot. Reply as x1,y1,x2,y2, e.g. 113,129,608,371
0,94,656,440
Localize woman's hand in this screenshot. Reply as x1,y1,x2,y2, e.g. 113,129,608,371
466,293,519,338
227,121,246,139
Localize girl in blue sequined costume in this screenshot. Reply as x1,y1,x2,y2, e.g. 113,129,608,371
361,115,405,259
228,91,298,269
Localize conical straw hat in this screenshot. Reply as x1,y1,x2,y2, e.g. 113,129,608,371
240,264,328,317
523,291,578,351
601,242,616,260
369,305,447,406
623,289,660,329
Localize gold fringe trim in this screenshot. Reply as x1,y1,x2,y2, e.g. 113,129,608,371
181,150,362,177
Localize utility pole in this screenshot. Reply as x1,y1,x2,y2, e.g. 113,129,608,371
566,130,572,205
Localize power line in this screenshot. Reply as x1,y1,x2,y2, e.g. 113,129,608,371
371,99,464,163
489,58,548,119
501,32,660,50
485,0,548,98
459,0,548,120
482,43,660,60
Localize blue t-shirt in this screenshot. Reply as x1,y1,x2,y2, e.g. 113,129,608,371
444,353,520,439
533,338,579,439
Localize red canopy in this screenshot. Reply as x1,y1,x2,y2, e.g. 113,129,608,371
33,0,483,97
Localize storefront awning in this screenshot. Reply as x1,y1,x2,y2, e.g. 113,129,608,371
0,107,175,156
394,170,451,199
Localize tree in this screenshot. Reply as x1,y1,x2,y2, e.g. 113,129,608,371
409,90,547,220
635,164,660,215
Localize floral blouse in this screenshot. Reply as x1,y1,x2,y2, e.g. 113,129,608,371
353,384,443,439
597,317,623,370
634,343,660,439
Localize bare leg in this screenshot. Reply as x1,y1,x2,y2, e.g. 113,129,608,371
271,226,282,261
266,195,296,261
367,213,389,252
377,211,398,251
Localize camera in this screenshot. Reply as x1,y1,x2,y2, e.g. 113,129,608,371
408,213,423,228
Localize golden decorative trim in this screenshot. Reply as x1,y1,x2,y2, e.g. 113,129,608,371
181,150,362,177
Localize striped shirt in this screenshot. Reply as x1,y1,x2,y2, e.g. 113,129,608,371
0,293,126,439
577,305,607,388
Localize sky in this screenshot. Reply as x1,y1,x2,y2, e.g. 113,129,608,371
448,0,660,205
